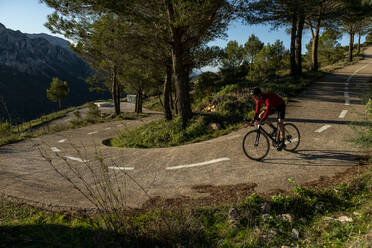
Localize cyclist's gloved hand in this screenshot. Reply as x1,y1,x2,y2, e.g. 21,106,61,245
253,118,262,125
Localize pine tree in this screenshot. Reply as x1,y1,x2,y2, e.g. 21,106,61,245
46,77,69,110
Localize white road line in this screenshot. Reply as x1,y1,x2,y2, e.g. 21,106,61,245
338,110,348,118
108,166,135,171
315,125,331,133
346,64,370,82
64,156,89,163
51,147,61,152
345,99,350,105
58,139,66,143
344,92,349,97
285,138,298,145
88,131,98,135
166,157,230,170
202,134,242,144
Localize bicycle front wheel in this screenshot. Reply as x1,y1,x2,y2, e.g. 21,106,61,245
283,123,300,152
242,130,270,161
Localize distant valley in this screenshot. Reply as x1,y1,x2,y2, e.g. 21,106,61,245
0,23,104,122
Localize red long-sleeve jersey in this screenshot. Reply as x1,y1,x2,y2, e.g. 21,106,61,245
253,93,285,121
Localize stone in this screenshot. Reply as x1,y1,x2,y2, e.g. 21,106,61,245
281,213,294,223
209,122,222,130
228,207,240,224
337,216,353,223
353,212,362,216
291,228,300,240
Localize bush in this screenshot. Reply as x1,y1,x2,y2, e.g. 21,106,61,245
86,102,101,122
0,121,11,137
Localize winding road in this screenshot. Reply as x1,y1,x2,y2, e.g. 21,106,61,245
1,48,372,211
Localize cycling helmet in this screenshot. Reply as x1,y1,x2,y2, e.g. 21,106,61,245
251,87,262,96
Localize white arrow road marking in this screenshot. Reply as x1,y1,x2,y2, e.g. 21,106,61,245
58,139,66,143
108,166,135,171
166,157,230,170
285,138,298,145
315,125,331,133
88,131,98,135
64,156,89,163
51,147,61,152
338,110,348,118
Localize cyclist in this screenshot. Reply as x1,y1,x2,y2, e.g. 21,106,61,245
249,87,286,150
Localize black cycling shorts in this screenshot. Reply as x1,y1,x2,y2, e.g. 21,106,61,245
272,103,286,120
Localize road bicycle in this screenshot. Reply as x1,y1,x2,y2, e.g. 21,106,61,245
242,120,300,161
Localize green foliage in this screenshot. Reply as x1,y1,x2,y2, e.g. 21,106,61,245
111,113,240,148
366,32,372,45
222,40,245,70
86,102,101,122
248,40,288,81
306,29,345,66
243,34,264,65
46,77,69,109
0,121,11,137
352,80,372,149
73,110,82,119
193,72,220,101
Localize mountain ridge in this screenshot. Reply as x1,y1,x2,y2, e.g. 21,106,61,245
0,23,104,122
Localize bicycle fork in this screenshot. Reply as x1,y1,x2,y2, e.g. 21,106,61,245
254,126,262,147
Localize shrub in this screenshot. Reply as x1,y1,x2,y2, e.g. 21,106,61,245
0,121,11,137
86,102,101,122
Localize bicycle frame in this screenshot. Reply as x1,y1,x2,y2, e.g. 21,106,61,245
255,124,279,145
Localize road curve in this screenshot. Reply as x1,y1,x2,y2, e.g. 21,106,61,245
1,48,372,210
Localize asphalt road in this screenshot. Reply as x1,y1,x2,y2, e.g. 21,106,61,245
1,48,372,211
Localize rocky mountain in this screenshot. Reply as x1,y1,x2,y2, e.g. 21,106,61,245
0,23,103,122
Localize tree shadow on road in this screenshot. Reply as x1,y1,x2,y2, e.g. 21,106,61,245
262,149,364,167
285,118,369,126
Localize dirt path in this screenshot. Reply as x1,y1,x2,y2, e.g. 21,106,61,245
1,48,372,211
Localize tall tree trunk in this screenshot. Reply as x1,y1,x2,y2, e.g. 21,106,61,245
135,88,143,114
348,31,354,62
357,32,361,56
290,13,298,76
166,0,192,126
163,63,173,120
172,41,192,127
295,13,305,76
311,6,323,72
170,86,174,110
112,65,120,116
311,25,321,72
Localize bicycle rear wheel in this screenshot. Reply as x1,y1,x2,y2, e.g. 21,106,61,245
242,130,270,161
283,123,300,152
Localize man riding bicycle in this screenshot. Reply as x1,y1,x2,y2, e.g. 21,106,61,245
250,87,286,151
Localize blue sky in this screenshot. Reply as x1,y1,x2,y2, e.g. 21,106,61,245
0,0,363,52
